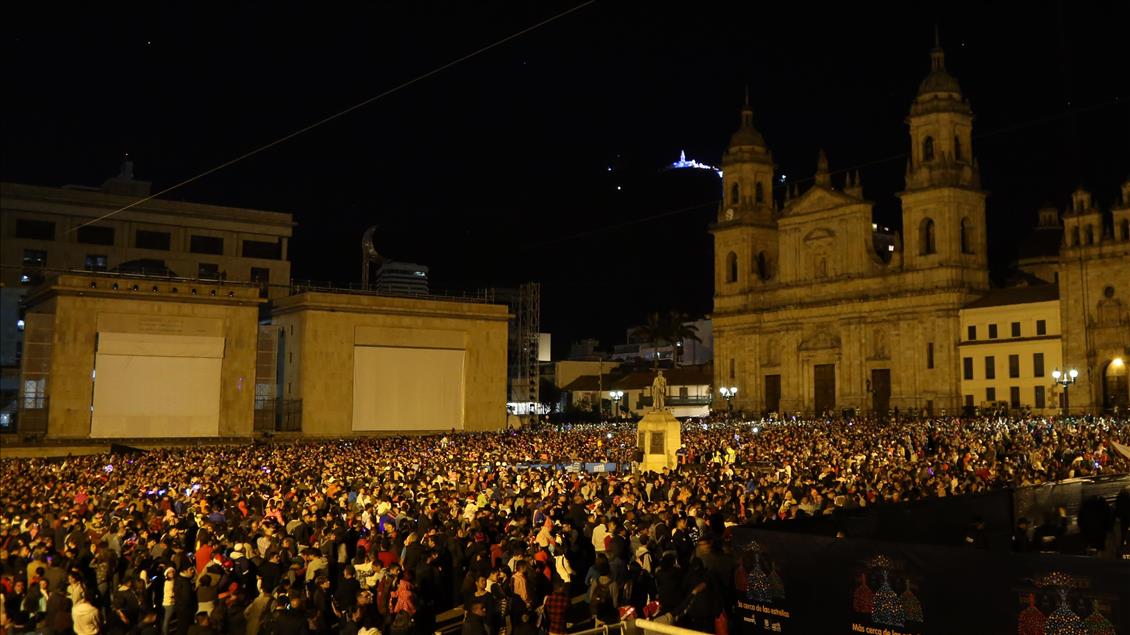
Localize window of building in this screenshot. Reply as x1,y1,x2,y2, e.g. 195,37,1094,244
755,182,764,203
960,218,974,254
1085,225,1094,245
15,219,55,240
679,386,689,399
1034,385,1046,409
726,252,738,283
136,229,171,251
1036,319,1047,336
1033,353,1045,377
190,235,224,255
926,342,934,369
986,387,996,402
954,135,962,161
1011,322,1021,337
250,267,270,285
988,324,998,339
198,263,221,280
729,358,736,380
1121,219,1130,241
22,249,47,267
730,183,739,205
1010,386,1020,408
985,356,995,380
923,136,935,161
920,218,936,255
1071,226,1080,246
963,357,973,380
242,239,282,260
1008,354,1020,378
965,394,974,408
77,225,115,246
755,251,770,280
967,325,976,341
84,254,108,271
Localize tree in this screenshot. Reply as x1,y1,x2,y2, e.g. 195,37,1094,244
660,311,702,366
632,311,702,368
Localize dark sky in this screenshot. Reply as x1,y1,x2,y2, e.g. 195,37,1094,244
4,2,1128,356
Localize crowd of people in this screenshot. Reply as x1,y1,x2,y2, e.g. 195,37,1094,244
0,415,1128,635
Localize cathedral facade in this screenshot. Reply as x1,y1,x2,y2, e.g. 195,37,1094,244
711,42,1130,416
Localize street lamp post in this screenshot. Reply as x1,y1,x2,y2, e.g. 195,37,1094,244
610,390,624,419
1051,368,1079,416
720,386,738,418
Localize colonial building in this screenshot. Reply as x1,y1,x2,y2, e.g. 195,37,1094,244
1052,184,1130,413
712,41,1130,416
958,286,1062,414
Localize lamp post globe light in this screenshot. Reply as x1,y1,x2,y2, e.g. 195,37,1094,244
720,385,738,418
1051,368,1079,416
610,390,624,418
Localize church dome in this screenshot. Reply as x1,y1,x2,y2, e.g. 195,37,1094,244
729,123,766,149
916,67,962,97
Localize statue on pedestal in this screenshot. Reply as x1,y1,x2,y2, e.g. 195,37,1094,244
651,370,668,410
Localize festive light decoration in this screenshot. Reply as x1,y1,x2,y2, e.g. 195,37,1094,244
667,150,723,177
768,564,785,600
1017,593,1046,635
747,553,771,602
1044,589,1085,635
900,583,924,623
852,573,874,613
871,569,906,627
1083,600,1115,635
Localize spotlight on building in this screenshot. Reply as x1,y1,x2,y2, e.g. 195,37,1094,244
1113,357,1126,369
152,285,159,292
228,291,235,297
210,289,217,296
89,281,97,288
112,283,119,290
130,284,139,292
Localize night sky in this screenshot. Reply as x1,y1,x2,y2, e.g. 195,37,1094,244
4,2,1128,357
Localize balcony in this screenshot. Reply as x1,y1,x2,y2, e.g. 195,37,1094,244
636,395,712,409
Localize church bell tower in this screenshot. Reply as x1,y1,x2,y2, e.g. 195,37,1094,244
897,30,988,289
713,90,778,303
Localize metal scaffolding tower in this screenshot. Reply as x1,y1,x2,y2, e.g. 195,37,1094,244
512,282,541,420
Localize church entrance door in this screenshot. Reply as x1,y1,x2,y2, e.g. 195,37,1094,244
814,364,835,415
764,374,781,414
871,368,891,416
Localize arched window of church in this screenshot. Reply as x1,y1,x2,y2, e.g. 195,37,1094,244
923,136,935,162
960,218,973,254
726,251,738,283
756,251,770,280
920,218,936,255
1071,226,1080,246
815,257,827,278
1120,219,1129,241
954,135,963,161
730,183,740,205
755,182,764,204
1085,225,1094,245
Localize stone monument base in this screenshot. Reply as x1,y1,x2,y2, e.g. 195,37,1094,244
636,410,681,473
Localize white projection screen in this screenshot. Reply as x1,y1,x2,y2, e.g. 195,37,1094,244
90,332,225,438
352,346,465,431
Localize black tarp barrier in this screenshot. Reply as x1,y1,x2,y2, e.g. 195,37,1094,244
730,527,1129,634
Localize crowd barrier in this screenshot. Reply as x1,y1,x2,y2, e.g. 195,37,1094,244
729,526,1129,634
746,474,1130,554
